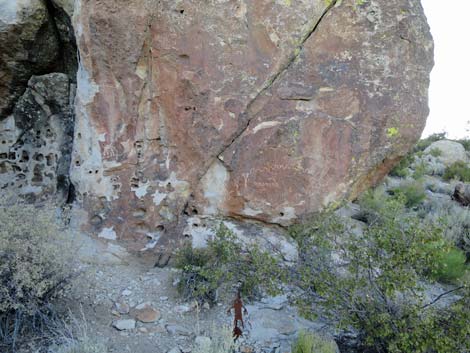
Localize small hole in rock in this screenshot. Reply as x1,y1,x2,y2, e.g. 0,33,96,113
179,9,184,14
156,225,165,232
192,208,198,215
279,212,285,217
184,233,191,238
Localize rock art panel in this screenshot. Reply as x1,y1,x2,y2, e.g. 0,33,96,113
70,0,433,255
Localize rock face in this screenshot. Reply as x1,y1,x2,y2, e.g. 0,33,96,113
70,0,433,252
0,73,75,202
0,0,77,203
0,0,76,119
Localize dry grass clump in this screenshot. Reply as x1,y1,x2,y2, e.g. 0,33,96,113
48,311,107,353
0,198,76,352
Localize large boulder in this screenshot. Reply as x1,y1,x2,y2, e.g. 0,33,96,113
0,0,77,120
0,0,60,118
424,140,467,166
70,0,433,253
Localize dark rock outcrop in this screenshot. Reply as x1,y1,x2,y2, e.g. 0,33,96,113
453,183,470,207
0,73,75,202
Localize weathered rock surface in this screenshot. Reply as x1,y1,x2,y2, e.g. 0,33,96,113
424,140,467,166
453,183,470,207
70,0,433,252
0,73,75,202
72,0,434,251
0,0,76,119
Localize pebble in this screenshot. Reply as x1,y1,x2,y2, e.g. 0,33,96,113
174,304,191,314
115,300,130,314
240,346,254,353
112,319,136,331
165,324,193,336
121,289,132,296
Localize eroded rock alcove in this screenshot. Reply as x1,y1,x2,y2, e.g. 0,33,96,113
1,0,433,260
0,0,77,203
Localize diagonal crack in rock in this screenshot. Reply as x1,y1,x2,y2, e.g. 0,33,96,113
215,0,339,164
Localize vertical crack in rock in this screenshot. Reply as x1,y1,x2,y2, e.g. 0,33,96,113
215,0,339,164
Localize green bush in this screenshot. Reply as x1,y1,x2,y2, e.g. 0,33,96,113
175,223,286,303
421,199,470,260
414,132,447,152
389,154,414,178
432,244,467,283
443,161,470,182
291,195,470,353
291,331,337,353
456,138,470,151
0,201,74,351
428,147,443,157
391,181,426,208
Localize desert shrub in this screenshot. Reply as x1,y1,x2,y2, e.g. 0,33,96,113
411,160,428,180
291,331,337,353
414,132,447,152
391,181,426,208
354,186,390,223
456,138,470,151
428,147,443,157
389,154,414,178
192,325,237,353
0,201,75,352
49,312,107,353
423,199,470,257
443,161,470,182
291,195,470,353
175,223,287,303
430,244,467,283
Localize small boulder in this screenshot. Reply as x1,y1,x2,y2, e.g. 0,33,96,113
424,140,467,166
135,303,160,323
452,183,470,206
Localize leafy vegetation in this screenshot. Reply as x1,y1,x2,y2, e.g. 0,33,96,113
0,200,76,352
290,193,470,353
389,154,414,177
391,181,426,208
443,161,470,182
428,147,443,158
291,331,337,353
430,243,468,283
414,132,446,152
175,223,287,303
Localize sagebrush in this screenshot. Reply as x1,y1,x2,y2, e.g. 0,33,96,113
175,223,286,303
0,200,75,352
291,193,470,353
